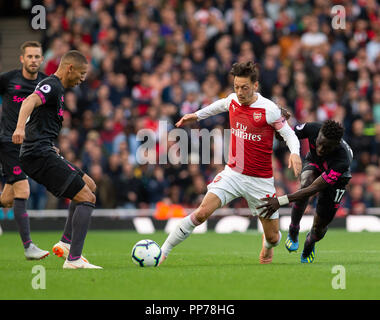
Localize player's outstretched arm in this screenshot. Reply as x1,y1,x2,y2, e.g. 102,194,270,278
12,93,42,144
257,176,329,218
176,97,229,127
175,113,198,127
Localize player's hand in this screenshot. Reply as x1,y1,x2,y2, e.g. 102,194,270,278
12,128,25,144
175,113,198,127
256,197,280,219
288,153,302,177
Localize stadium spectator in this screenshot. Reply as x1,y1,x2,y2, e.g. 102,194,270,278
115,163,147,209
132,72,159,116
367,180,380,208
146,165,169,205
43,38,70,75
346,184,368,215
349,118,376,172
89,163,116,208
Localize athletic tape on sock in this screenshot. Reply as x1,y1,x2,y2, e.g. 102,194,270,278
278,195,289,206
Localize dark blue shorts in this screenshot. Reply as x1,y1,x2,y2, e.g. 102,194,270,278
303,160,350,221
20,150,85,199
0,141,27,184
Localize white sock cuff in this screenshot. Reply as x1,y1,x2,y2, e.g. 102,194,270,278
161,215,196,257
184,214,196,229
264,231,282,249
189,212,202,226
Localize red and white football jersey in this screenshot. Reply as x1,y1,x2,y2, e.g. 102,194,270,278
196,93,285,178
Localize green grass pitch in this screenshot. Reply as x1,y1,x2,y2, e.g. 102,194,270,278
0,230,379,300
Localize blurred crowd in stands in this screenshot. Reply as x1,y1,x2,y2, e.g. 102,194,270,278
1,0,380,216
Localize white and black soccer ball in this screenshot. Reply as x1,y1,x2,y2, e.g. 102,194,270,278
131,239,162,267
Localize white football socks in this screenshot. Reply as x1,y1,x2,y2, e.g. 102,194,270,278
161,215,198,257
264,231,282,249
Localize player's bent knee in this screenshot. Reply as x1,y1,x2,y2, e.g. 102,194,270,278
85,192,96,204
83,174,96,193
1,198,14,208
73,185,96,204
12,181,30,199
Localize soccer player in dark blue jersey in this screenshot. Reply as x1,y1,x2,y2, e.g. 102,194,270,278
0,41,49,259
258,120,353,263
12,50,102,269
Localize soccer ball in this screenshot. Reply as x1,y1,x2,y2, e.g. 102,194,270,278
131,239,162,267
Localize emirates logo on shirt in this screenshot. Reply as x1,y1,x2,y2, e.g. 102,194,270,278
253,111,262,122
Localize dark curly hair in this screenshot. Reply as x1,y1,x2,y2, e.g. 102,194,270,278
230,61,259,83
321,120,344,142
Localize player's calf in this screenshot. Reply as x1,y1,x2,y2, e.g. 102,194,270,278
311,225,328,241
63,185,97,267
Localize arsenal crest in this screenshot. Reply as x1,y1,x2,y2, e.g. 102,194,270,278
213,176,222,183
253,111,262,122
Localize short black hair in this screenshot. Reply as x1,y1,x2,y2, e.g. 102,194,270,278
321,120,344,141
61,50,88,66
230,61,259,83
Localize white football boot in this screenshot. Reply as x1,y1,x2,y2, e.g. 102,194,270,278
63,258,103,269
52,241,88,263
25,243,50,260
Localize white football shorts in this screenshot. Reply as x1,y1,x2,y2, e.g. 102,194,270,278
207,165,279,219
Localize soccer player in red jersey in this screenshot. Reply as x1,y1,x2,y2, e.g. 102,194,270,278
160,61,302,265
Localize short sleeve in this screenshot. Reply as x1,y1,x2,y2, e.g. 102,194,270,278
33,80,57,105
294,123,312,139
